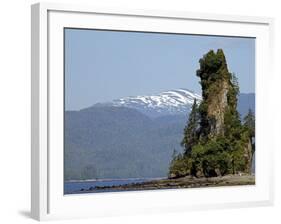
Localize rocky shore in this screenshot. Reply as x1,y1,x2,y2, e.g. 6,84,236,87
77,174,255,193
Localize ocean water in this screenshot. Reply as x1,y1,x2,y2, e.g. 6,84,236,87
64,178,157,194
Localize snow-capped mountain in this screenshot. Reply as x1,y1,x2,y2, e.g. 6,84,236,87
97,89,202,117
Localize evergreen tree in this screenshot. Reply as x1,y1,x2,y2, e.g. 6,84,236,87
243,109,255,139
243,108,255,157
181,99,200,155
168,151,192,178
231,73,240,96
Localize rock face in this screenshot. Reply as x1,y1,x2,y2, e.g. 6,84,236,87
196,49,253,174
207,80,229,137
196,49,235,139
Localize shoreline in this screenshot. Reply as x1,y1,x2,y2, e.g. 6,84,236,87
65,176,166,183
70,174,255,194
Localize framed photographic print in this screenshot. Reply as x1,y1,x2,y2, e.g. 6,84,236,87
31,2,274,221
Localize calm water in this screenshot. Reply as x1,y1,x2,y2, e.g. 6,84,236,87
64,178,160,194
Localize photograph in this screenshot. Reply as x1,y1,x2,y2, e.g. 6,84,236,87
63,28,255,194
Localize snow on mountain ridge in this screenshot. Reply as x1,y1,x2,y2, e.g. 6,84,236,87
109,88,202,117
115,89,201,106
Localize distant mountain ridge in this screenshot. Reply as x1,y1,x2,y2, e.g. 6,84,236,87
91,89,254,118
94,88,201,117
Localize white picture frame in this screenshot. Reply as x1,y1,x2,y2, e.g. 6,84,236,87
31,2,274,221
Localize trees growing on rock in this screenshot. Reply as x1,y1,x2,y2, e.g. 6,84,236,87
169,49,255,178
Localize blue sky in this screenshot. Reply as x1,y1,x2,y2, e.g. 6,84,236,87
65,28,255,111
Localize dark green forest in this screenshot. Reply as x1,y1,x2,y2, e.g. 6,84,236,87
169,49,255,178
